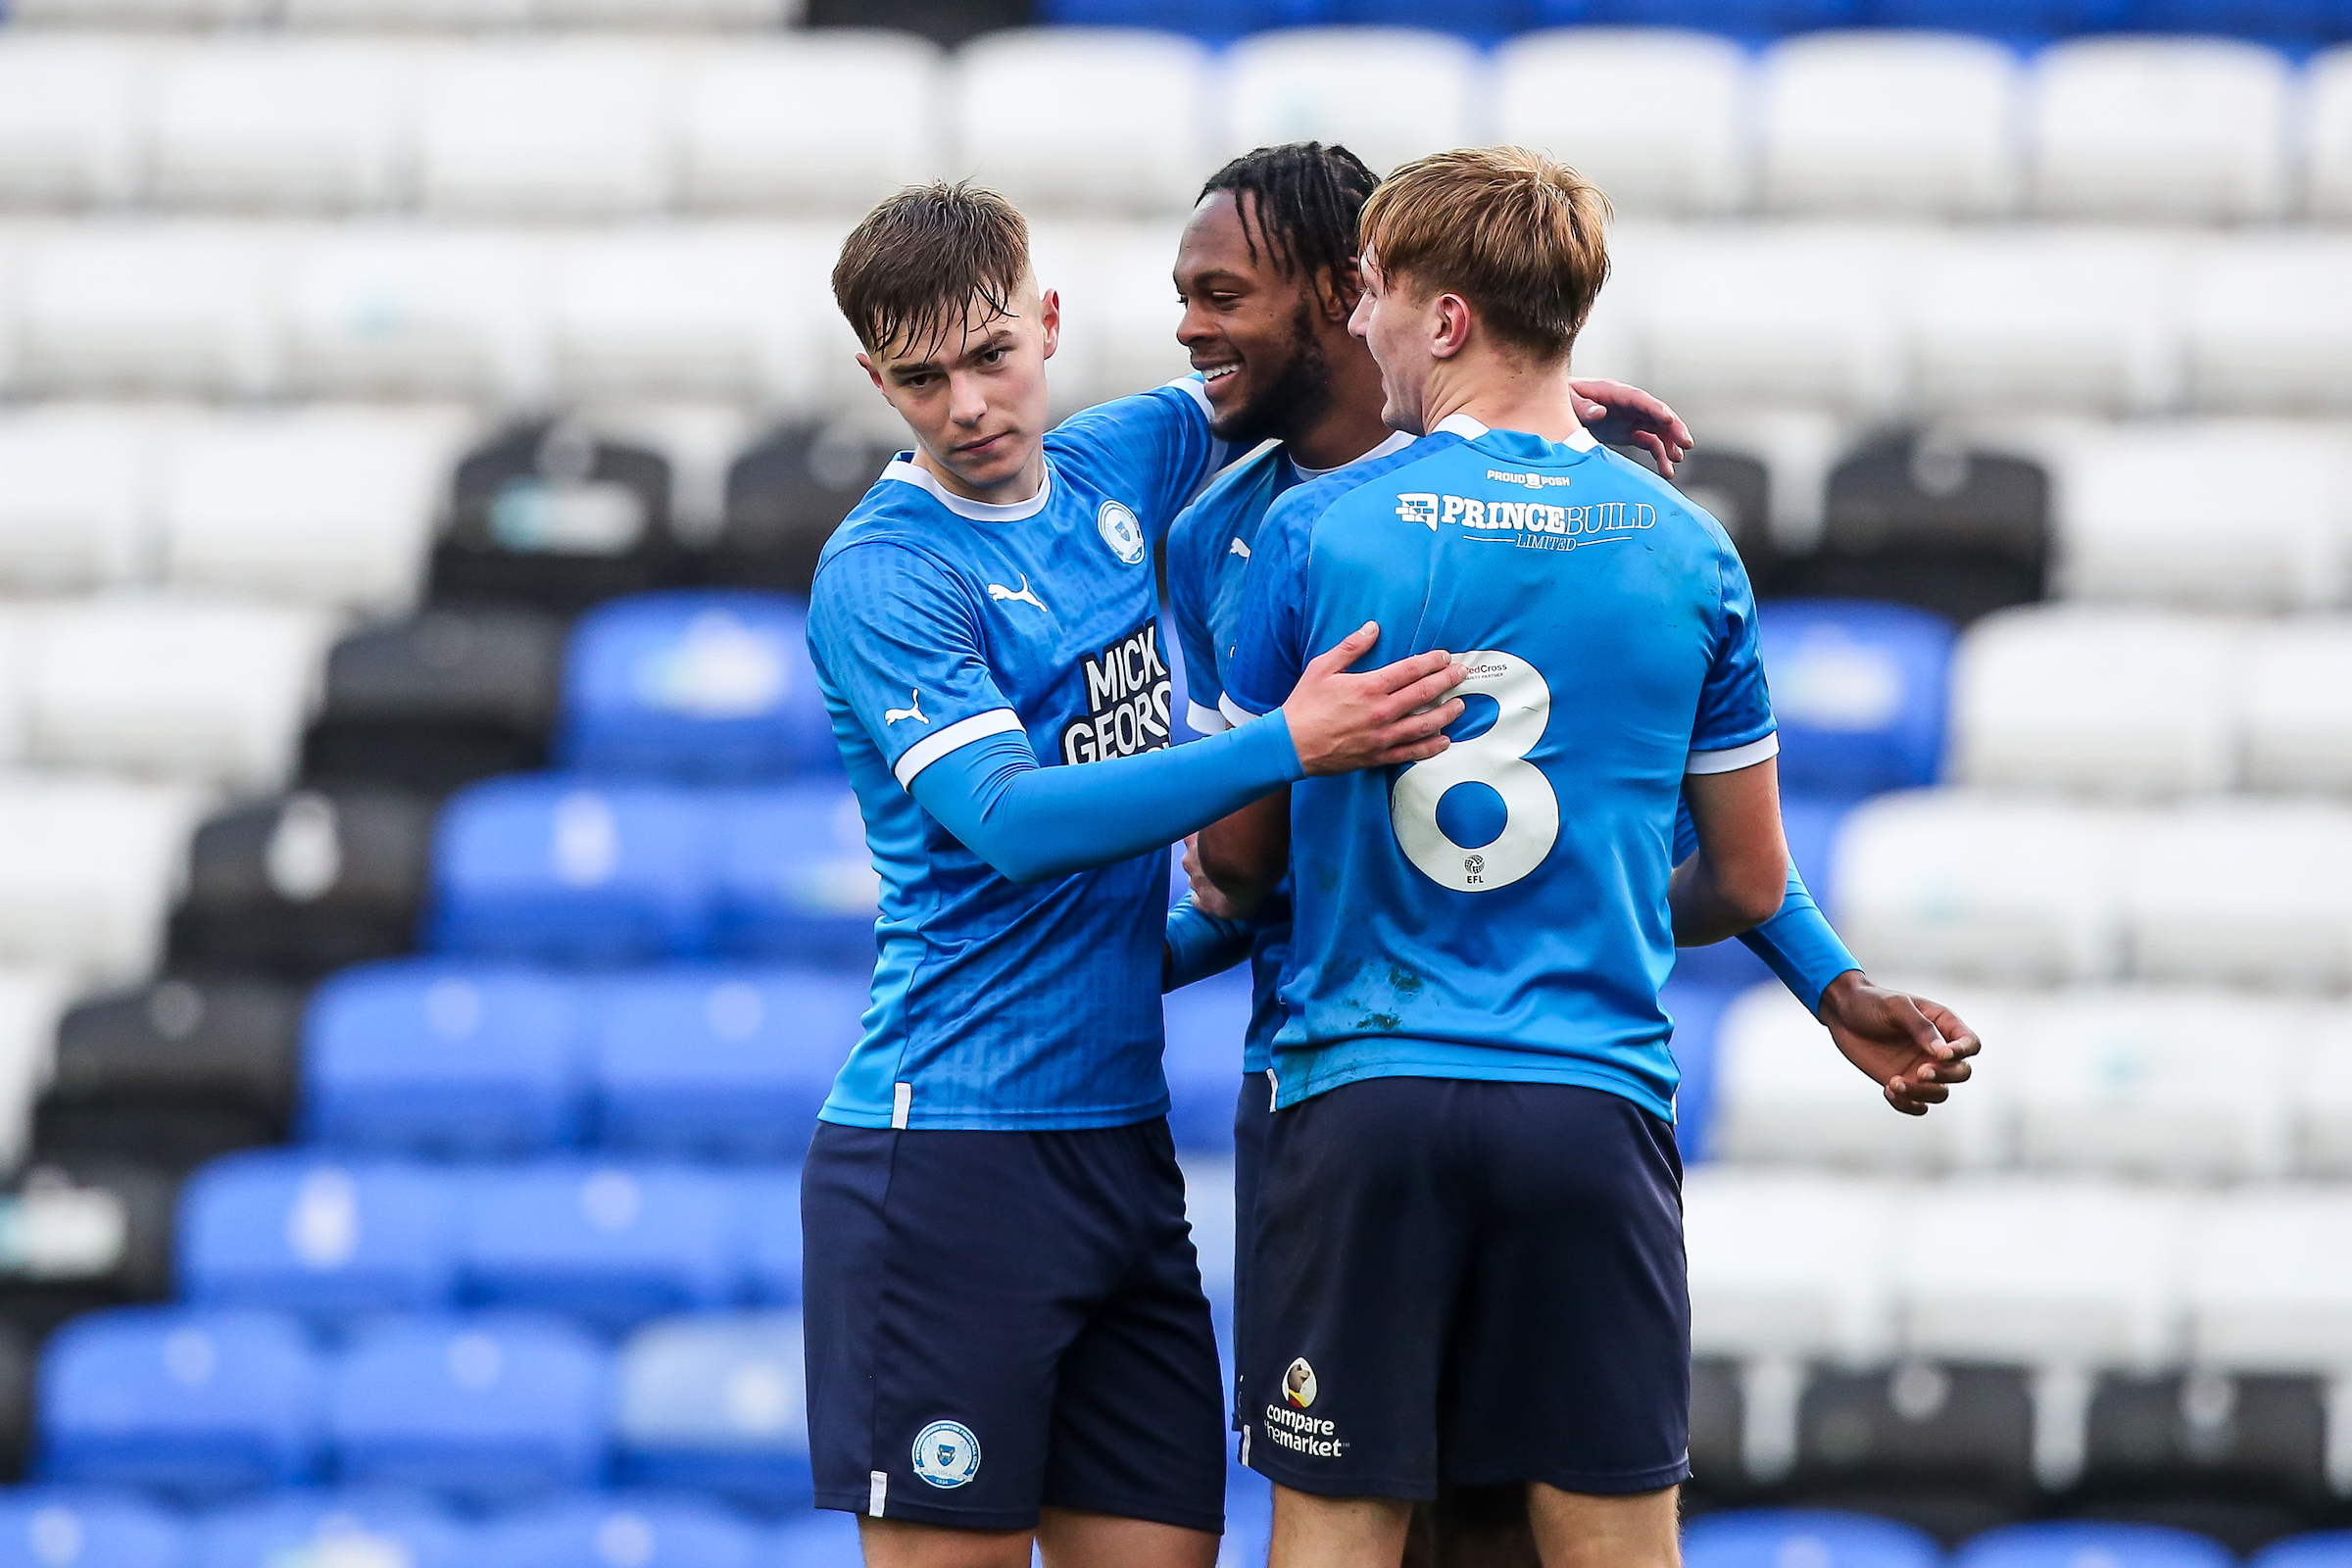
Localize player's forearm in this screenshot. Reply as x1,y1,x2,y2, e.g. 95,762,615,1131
1197,790,1290,917
1669,850,1787,948
1736,862,1861,1015
1163,895,1254,991
910,720,1304,885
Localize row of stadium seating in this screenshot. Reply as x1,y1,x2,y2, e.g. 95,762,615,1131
1,29,2349,221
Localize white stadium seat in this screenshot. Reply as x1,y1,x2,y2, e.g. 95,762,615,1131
0,968,70,1175
2184,237,2352,414
2312,46,2352,221
2242,619,2352,794
680,35,942,213
1640,227,1908,410
417,42,675,219
0,772,207,985
955,28,1211,215
0,610,34,766
2123,802,2352,991
159,406,467,613
2029,38,2293,223
1757,31,2019,220
534,0,792,29
1947,607,2241,798
0,37,151,208
0,405,163,592
10,0,261,30
149,39,417,213
1038,220,1192,411
2011,989,2291,1181
282,0,526,28
2305,1013,2352,1177
16,225,281,397
284,227,545,402
26,594,335,790
1910,230,2183,416
1832,792,2127,984
549,228,805,404
1683,1168,1899,1362
1221,28,1479,182
1494,29,1747,218
2052,421,2352,611
2187,1188,2352,1372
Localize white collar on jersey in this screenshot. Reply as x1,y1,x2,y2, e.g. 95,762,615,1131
1289,429,1417,482
881,455,1054,521
1433,413,1599,452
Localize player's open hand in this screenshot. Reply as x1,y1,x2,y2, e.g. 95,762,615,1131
1570,378,1693,477
1817,972,1982,1116
1283,622,1468,777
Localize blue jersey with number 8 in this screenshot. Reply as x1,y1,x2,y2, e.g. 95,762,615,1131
1221,415,1778,1122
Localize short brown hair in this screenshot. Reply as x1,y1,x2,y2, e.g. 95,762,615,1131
1357,147,1612,364
832,179,1032,357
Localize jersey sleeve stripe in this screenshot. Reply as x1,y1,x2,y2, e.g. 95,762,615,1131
1685,732,1780,775
1166,375,1214,419
1187,700,1232,735
1218,693,1267,728
894,709,1025,790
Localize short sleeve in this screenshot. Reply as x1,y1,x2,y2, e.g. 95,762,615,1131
1163,514,1228,735
1047,379,1230,539
808,541,1023,789
1688,533,1780,775
1221,489,1316,721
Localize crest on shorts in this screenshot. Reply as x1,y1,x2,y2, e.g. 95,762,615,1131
911,1419,982,1489
1284,1357,1319,1409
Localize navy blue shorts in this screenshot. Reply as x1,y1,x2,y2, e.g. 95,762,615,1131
1241,1078,1690,1500
1231,1071,1273,1431
801,1118,1227,1533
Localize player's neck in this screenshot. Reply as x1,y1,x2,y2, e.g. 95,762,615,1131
1421,355,1588,446
909,440,1048,510
1284,340,1396,472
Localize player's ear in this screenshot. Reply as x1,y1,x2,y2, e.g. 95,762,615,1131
858,351,888,395
1038,287,1061,362
1430,293,1475,361
1315,261,1360,324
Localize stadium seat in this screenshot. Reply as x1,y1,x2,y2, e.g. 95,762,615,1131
1221,30,1478,181
170,790,434,979
428,777,717,964
710,783,883,968
484,1493,767,1568
2123,804,2352,991
955,29,1210,213
2313,49,2352,220
1640,228,1908,411
549,230,803,406
1758,600,1951,798
2080,1370,2328,1513
0,1159,177,1345
1954,1523,2233,1568
1806,428,2052,625
2187,1188,2352,1374
1651,444,1781,593
1494,30,1747,217
38,1306,322,1497
2028,40,2292,222
433,417,686,615
1831,792,2125,983
2052,422,2351,611
1683,1509,1941,1568
1683,1170,1899,1362
680,36,942,212
1037,220,1192,411
416,42,675,219
0,1487,186,1568
0,774,206,985
0,407,159,592
1910,232,2183,416
458,1161,742,1333
25,597,334,789
284,229,543,402
303,607,566,798
16,227,279,398
1658,978,1738,1158
560,592,833,782
771,1508,863,1568
2257,1536,2352,1568
149,39,413,212
1758,33,2020,219
710,417,909,597
35,979,304,1175
740,1169,805,1307
177,1152,459,1324
1163,968,1255,1155
1791,1365,2038,1513
0,38,149,208
327,1313,609,1503
1948,608,2239,798
2184,238,2352,413
613,1312,810,1504
1689,1357,1748,1499
592,969,855,1161
192,1491,473,1568
302,960,590,1155
2012,989,2290,1180
0,971,73,1177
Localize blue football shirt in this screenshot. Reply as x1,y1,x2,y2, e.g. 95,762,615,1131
807,380,1231,1131
1223,415,1778,1122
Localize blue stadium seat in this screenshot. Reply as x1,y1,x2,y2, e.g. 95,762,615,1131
2109,0,2328,37
178,1151,460,1323
2254,1533,2352,1568
302,961,589,1156
1955,1523,2233,1568
0,1487,186,1568
1758,600,1953,799
1559,0,1855,37
459,1163,742,1334
428,776,717,964
1163,969,1254,1154
613,1313,809,1506
740,1170,804,1307
1669,790,1853,991
192,1491,473,1568
327,1314,609,1504
559,591,836,783
1325,0,1531,37
1860,0,2110,37
1685,1510,1942,1568
1660,979,1741,1164
710,784,882,969
38,1306,322,1498
592,968,857,1161
482,1494,766,1568
771,1509,861,1568
1036,0,1302,40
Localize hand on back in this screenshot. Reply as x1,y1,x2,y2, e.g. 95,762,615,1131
1281,622,1467,777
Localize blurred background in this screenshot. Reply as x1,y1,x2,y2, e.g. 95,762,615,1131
0,0,2346,1563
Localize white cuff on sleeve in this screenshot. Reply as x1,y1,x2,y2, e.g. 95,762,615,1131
1186,700,1231,734
1218,693,1267,728
894,709,1025,789
1685,732,1781,776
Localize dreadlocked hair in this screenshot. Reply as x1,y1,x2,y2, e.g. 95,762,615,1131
1198,142,1380,292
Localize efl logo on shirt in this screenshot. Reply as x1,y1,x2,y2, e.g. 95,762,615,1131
1060,619,1173,763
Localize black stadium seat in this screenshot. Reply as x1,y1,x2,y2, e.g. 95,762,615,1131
708,418,908,596
1786,1362,2036,1544
301,608,567,797
0,1158,177,1344
0,1322,29,1480
1686,1355,1750,1506
1793,427,2050,624
169,791,434,980
432,417,684,615
32,980,304,1174
1613,444,1783,597
2069,1372,2328,1552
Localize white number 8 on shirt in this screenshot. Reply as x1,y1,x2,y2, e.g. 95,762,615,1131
1390,651,1560,894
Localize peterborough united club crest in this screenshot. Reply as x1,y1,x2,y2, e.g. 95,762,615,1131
911,1420,982,1489
1097,499,1147,565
